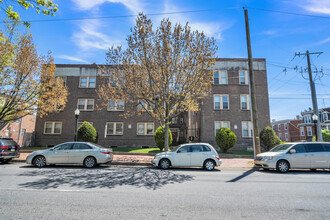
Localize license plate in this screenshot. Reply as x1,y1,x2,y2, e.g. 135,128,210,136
11,149,15,151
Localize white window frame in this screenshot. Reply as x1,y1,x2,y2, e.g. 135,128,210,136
240,94,250,110
304,115,312,124
214,94,229,110
284,123,288,130
220,71,228,85
79,76,96,88
278,124,281,131
107,100,125,111
77,99,95,111
278,133,282,141
300,127,305,136
106,122,124,135
214,121,231,136
242,121,253,138
44,122,62,134
239,70,248,85
307,126,312,136
137,122,154,135
213,71,219,84
285,133,288,141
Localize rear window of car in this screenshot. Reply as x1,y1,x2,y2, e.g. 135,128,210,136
306,143,325,152
322,144,330,152
202,145,211,152
0,139,17,146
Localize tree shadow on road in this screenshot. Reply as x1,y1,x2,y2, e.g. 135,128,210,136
18,166,194,190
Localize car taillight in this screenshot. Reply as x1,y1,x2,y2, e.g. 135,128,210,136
17,145,20,150
215,156,220,160
101,151,111,154
0,146,8,150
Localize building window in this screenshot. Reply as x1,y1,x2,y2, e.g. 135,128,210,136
272,125,275,131
300,127,305,136
214,121,230,136
78,122,93,127
137,123,154,135
239,71,248,85
242,121,253,137
303,115,312,124
307,126,312,136
213,71,227,85
240,95,249,110
21,128,26,137
77,99,94,111
214,95,229,110
55,76,67,87
106,122,123,135
138,100,152,111
79,77,96,88
284,123,288,130
44,122,62,134
108,100,124,111
278,133,282,141
278,124,281,131
285,133,288,141
323,112,328,122
171,117,177,124
180,118,184,124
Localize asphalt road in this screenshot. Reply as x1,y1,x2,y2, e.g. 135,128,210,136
1,163,330,220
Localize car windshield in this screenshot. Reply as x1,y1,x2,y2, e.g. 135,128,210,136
269,144,294,152
171,146,180,152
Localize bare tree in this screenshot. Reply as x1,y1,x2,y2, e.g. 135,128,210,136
0,23,68,123
98,14,217,151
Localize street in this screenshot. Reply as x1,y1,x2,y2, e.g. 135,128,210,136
1,163,330,220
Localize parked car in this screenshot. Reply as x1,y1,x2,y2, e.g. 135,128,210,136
254,142,330,173
26,142,113,168
0,137,20,163
152,143,222,171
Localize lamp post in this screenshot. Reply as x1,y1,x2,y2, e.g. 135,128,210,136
74,108,80,142
312,114,318,142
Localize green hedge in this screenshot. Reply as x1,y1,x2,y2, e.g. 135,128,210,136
215,127,236,153
154,126,172,151
77,121,98,143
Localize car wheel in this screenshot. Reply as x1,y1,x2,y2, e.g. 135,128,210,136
33,156,46,168
159,159,170,170
84,156,96,168
276,160,289,173
2,159,12,164
204,159,215,171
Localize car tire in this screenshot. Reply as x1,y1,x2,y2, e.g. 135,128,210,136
33,156,46,168
263,168,270,171
204,159,215,171
276,160,289,173
159,159,170,170
2,159,12,164
84,156,97,168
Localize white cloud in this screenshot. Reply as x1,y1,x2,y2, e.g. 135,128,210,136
261,30,277,36
313,37,330,45
56,55,90,63
300,0,330,14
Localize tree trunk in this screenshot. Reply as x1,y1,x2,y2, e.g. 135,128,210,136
164,123,169,152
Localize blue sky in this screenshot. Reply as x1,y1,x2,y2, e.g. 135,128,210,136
4,0,330,121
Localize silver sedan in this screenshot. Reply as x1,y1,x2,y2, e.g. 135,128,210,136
26,142,113,168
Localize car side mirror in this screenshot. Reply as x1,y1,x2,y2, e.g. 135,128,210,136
289,149,296,154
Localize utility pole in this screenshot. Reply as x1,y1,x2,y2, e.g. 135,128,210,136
243,8,261,156
295,51,323,141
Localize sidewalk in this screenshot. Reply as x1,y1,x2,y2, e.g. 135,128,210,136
13,153,254,168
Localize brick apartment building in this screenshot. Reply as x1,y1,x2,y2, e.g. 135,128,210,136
35,58,271,150
271,117,307,142
0,114,36,147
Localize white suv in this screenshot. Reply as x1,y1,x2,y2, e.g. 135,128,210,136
152,143,222,171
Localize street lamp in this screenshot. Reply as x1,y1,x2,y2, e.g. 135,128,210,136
74,108,80,142
312,114,318,141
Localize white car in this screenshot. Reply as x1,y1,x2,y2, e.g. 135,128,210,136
152,143,222,171
26,142,113,168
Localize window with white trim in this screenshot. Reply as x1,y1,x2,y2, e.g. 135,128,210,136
171,117,177,124
106,122,123,135
44,122,62,134
214,94,229,110
240,95,249,110
78,99,94,111
303,115,312,123
108,100,124,111
79,76,96,88
284,123,288,130
242,121,253,137
285,133,288,141
239,71,248,85
278,124,281,131
272,125,275,131
300,127,305,136
214,121,230,136
138,100,152,111
137,123,154,135
307,126,312,136
278,133,282,140
213,71,227,85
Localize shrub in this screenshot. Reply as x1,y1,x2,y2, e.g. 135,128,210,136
312,129,330,142
77,121,98,143
215,127,236,153
154,126,172,151
260,126,281,151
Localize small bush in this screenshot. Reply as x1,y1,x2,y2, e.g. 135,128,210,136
215,127,236,153
77,121,98,143
154,126,172,151
312,129,330,142
260,126,281,151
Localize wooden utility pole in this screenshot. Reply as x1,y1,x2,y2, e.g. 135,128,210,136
295,51,323,141
243,8,261,156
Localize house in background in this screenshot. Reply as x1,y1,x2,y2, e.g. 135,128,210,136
271,117,308,142
35,58,271,150
0,114,36,147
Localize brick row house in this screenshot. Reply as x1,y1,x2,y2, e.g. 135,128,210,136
35,58,271,150
271,118,307,142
